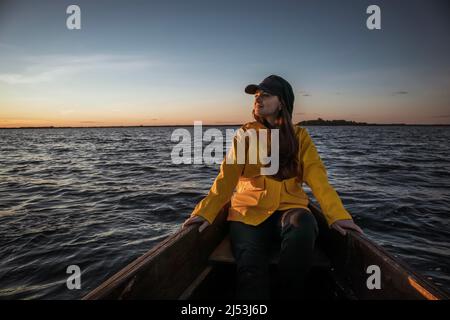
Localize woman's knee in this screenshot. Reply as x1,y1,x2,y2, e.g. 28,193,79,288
299,211,318,232
283,212,318,242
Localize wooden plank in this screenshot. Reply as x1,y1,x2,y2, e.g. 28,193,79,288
208,235,235,264
178,266,213,300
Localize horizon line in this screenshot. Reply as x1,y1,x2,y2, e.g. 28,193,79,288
1,123,450,129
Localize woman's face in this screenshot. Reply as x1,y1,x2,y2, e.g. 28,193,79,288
253,89,281,118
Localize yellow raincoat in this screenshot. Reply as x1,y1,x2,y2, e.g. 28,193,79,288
190,121,352,226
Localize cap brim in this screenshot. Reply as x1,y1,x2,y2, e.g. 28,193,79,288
245,84,259,94
245,83,274,95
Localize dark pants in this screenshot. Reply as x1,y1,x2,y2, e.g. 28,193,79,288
229,208,318,300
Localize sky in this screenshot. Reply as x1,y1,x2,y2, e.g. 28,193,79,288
0,0,449,127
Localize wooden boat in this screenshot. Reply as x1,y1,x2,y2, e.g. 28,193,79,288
83,203,448,300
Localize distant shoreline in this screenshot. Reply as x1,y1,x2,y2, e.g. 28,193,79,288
1,124,450,129
1,118,450,129
297,118,450,127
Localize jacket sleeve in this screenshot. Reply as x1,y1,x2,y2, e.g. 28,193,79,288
190,132,245,224
300,128,353,226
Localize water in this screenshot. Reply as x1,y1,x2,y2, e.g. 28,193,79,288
0,126,449,299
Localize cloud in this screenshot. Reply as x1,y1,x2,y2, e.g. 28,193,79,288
0,54,157,85
298,91,311,97
392,91,409,95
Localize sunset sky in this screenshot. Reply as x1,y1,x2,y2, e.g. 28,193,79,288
0,0,449,127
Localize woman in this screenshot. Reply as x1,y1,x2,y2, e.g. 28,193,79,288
183,75,363,299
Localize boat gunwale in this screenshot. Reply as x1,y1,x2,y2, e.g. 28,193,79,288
309,203,449,300
84,202,449,300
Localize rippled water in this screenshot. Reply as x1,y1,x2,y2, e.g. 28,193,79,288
0,126,449,299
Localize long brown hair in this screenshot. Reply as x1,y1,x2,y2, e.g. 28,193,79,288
253,98,299,180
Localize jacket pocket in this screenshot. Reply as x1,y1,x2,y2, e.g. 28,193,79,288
284,178,308,200
231,176,266,208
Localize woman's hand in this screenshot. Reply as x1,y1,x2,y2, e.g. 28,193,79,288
331,219,363,236
182,215,210,232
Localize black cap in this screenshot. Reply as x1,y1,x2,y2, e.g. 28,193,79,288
245,75,295,117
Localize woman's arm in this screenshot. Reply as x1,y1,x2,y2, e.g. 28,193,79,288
300,128,353,227
188,134,245,225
